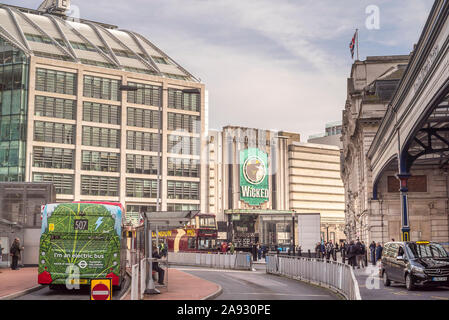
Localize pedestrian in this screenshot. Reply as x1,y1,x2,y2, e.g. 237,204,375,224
341,241,346,263
252,243,258,261
375,242,383,263
355,239,364,268
315,242,321,258
325,240,334,261
10,238,23,270
262,245,268,259
221,241,228,253
369,241,376,265
151,244,165,285
257,245,262,260
362,241,368,267
346,240,356,268
229,242,235,254
320,241,326,259
0,241,2,273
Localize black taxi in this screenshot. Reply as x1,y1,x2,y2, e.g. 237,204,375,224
380,241,449,290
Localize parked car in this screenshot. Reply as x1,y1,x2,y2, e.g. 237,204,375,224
380,241,449,290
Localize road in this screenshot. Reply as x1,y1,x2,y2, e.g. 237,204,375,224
355,264,449,300
178,264,340,300
15,277,130,300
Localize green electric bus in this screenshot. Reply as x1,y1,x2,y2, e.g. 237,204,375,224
38,202,126,289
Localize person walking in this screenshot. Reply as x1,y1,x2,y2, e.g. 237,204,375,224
221,241,228,254
375,242,383,263
0,241,3,273
369,241,376,265
315,242,321,258
341,241,346,264
10,238,23,270
355,239,364,268
325,240,334,261
361,241,367,267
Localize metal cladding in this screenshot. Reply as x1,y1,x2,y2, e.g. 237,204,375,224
0,4,199,82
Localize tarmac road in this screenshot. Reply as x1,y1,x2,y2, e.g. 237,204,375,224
14,276,130,300
178,264,340,300
355,264,449,300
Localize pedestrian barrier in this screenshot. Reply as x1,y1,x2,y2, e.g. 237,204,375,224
168,252,252,270
130,263,139,300
266,254,361,300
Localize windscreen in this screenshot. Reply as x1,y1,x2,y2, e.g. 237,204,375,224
406,243,449,259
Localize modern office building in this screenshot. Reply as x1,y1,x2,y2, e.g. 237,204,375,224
308,121,343,149
207,126,345,248
0,1,207,226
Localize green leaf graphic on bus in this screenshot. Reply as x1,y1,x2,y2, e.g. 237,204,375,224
38,203,122,286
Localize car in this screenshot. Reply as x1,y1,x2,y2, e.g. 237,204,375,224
380,241,449,290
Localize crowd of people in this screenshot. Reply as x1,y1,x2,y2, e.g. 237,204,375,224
315,239,384,268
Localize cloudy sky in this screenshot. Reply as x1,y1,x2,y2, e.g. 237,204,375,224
5,0,434,139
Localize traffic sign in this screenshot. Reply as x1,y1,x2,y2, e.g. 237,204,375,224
90,279,112,300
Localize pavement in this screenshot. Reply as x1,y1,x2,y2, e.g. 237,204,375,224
123,267,222,300
0,267,41,300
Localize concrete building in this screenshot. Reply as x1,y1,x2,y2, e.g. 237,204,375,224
308,121,343,149
207,126,345,249
0,1,207,226
341,55,410,242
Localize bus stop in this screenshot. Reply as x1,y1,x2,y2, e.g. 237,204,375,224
141,210,199,295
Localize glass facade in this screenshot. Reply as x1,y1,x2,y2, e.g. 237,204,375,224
168,88,200,112
0,38,29,182
167,157,199,177
167,180,199,200
127,82,161,106
33,146,74,169
167,135,200,155
167,112,200,133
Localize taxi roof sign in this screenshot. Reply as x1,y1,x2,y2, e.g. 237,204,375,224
90,278,112,300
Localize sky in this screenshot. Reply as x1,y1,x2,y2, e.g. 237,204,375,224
3,0,435,139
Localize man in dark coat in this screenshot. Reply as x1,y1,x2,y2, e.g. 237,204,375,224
10,238,23,270
346,240,356,268
152,244,165,285
369,241,376,265
375,242,383,262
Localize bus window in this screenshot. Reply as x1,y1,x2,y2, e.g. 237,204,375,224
188,237,196,249
199,217,216,228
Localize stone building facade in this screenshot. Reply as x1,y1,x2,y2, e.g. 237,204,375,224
341,55,411,243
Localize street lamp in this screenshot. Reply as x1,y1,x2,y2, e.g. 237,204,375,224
291,210,296,255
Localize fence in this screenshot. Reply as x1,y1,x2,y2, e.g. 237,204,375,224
266,254,361,300
130,258,148,300
168,252,252,270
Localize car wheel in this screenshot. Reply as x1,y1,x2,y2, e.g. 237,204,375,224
383,271,391,286
405,274,416,291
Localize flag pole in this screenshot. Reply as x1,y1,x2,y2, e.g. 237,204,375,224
356,28,359,61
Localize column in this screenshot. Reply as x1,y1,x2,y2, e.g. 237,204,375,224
396,173,411,241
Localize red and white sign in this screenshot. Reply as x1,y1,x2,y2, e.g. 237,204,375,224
90,280,111,300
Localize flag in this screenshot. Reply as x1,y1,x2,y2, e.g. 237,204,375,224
349,30,357,59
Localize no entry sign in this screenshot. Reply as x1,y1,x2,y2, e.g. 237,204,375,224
90,279,112,300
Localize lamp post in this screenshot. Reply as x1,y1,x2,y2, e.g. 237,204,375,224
291,211,296,255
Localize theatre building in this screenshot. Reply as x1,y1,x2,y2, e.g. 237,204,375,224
0,1,207,227
207,126,345,249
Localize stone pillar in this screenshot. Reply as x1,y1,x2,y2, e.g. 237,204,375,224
396,173,411,241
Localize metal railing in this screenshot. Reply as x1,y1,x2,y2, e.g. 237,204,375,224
266,254,361,300
168,252,252,270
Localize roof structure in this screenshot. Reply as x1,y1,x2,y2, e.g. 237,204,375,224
0,2,199,82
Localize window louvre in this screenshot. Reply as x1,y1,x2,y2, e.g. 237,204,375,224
81,175,119,196
33,121,75,144
35,68,76,95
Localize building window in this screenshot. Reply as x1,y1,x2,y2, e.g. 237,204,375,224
36,68,76,95
82,126,120,148
81,151,119,172
33,173,73,194
167,112,200,133
83,75,120,101
81,175,119,196
126,178,158,198
167,135,200,155
127,107,159,128
126,205,157,214
167,180,199,200
34,121,75,144
35,96,76,120
33,146,74,169
168,88,200,112
167,157,199,177
126,131,159,151
127,82,161,106
83,102,120,125
126,154,158,175
166,204,199,211
387,176,427,193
